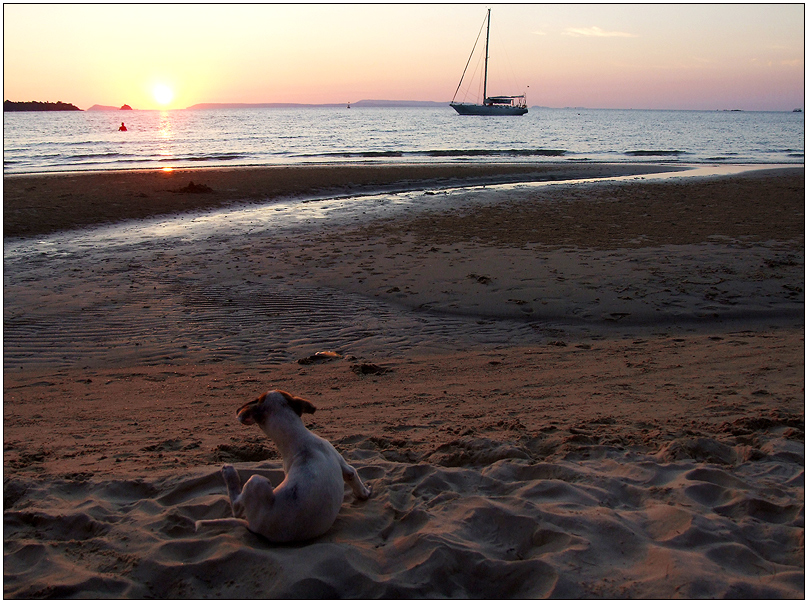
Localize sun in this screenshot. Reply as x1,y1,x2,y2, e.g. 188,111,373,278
153,84,174,107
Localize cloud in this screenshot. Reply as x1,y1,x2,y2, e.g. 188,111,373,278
563,26,637,38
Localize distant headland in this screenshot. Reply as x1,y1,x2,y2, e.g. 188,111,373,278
4,100,82,112
87,104,133,111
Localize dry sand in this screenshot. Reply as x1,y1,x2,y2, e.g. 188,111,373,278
3,164,805,598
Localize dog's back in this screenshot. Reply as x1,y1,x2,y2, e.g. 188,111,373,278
249,433,346,541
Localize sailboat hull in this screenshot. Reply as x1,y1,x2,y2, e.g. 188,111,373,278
451,102,528,116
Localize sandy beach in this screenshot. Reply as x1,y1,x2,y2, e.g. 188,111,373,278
4,163,804,598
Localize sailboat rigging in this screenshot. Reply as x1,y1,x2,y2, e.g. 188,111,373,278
450,9,528,116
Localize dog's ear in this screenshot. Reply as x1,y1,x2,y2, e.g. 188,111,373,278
236,394,265,425
278,391,317,416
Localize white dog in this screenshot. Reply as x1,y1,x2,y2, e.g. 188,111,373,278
197,390,372,542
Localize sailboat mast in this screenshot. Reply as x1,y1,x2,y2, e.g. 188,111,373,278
483,8,490,103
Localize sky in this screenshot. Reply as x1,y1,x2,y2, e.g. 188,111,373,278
3,3,804,111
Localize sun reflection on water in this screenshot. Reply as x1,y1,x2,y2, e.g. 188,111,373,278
157,111,175,166
158,111,173,139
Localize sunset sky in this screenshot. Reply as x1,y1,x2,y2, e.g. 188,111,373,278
3,3,804,111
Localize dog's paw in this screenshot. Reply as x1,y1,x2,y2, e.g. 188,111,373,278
221,465,241,489
358,484,372,500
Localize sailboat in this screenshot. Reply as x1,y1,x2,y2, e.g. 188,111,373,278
450,9,528,116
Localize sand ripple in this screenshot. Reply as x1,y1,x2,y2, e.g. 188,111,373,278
5,440,803,598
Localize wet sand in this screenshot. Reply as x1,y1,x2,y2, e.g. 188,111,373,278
3,162,677,238
3,164,804,598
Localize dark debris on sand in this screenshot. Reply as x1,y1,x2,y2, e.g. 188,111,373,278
169,181,214,194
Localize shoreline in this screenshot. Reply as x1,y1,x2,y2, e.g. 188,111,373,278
4,162,798,241
4,162,687,238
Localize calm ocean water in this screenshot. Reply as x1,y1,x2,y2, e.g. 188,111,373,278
3,107,804,174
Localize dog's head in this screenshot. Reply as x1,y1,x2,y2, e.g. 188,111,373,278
236,390,316,426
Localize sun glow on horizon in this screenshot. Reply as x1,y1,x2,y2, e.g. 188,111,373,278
153,84,174,107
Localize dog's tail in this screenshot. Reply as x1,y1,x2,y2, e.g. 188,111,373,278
195,518,250,532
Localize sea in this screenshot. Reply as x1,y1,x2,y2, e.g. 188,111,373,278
3,107,804,174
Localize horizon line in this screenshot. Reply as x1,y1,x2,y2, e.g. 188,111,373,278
84,101,803,113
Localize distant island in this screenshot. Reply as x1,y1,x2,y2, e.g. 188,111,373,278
87,104,134,111
4,100,82,112
185,100,449,110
